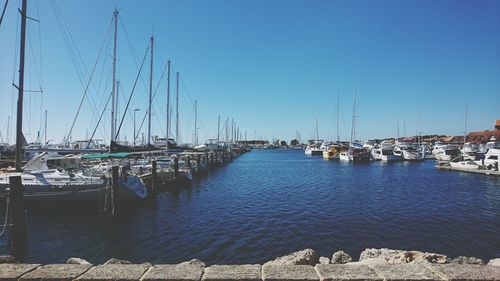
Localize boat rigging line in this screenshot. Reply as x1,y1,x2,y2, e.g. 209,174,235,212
86,91,113,149
115,44,150,140
63,14,113,144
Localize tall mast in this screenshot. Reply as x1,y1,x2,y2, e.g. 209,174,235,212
110,8,118,143
350,89,357,145
315,115,319,140
15,0,27,172
217,115,220,142
397,121,400,140
176,71,179,144
44,110,47,147
166,60,171,144
148,36,154,146
194,100,198,146
115,80,119,140
336,92,340,143
464,103,468,145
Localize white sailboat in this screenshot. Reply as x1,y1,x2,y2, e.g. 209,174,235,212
339,89,371,162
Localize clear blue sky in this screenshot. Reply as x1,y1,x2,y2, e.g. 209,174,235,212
1,0,499,144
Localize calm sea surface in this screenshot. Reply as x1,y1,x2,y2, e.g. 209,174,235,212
1,149,500,264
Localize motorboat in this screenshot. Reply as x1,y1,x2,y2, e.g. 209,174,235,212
371,143,401,161
322,144,340,160
305,140,323,156
339,144,371,162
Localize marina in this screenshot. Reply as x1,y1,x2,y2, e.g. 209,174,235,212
0,0,499,276
1,149,500,265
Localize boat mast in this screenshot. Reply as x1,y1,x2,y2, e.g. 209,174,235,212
194,100,198,146
315,116,319,140
464,103,467,145
166,60,171,148
176,71,179,144
350,89,357,145
15,0,27,172
217,115,220,142
148,36,154,146
115,80,119,140
336,92,340,143
110,8,118,143
44,110,47,147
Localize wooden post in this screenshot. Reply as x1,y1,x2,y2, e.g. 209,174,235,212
174,157,179,178
112,166,119,215
186,156,191,168
214,152,218,166
151,160,157,194
210,152,214,166
222,150,225,163
204,153,209,168
9,176,26,257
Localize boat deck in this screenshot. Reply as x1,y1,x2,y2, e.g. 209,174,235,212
436,164,500,176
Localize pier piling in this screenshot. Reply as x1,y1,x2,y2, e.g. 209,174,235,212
174,157,179,178
151,160,157,194
8,175,26,257
111,166,119,215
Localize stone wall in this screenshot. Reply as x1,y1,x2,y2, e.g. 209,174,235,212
1,262,500,281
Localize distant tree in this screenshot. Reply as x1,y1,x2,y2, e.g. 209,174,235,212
280,140,287,146
290,139,299,146
273,139,280,146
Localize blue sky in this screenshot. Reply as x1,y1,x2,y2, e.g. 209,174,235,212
1,0,499,144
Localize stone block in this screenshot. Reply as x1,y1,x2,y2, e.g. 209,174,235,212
75,264,150,280
142,264,204,281
431,264,500,281
263,265,319,281
19,264,92,281
370,263,440,280
202,264,261,281
315,264,381,281
0,264,40,281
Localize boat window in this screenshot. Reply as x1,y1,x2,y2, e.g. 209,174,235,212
487,155,498,160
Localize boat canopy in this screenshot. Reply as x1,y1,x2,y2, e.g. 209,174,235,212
81,152,131,159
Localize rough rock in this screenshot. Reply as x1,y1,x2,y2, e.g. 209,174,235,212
0,255,18,264
452,256,485,265
319,257,330,264
264,249,317,266
179,258,206,267
359,248,447,265
103,258,132,264
487,258,500,267
66,257,92,265
331,251,352,264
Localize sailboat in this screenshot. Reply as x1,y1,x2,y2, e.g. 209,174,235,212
305,116,323,155
1,5,147,207
339,89,371,162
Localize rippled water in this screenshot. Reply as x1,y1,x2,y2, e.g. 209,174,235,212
1,149,500,264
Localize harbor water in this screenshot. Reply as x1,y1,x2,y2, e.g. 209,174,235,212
1,149,499,264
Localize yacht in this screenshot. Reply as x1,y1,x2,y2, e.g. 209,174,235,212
323,144,341,160
402,146,425,161
305,140,323,156
339,143,371,162
371,143,401,161
433,144,461,162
